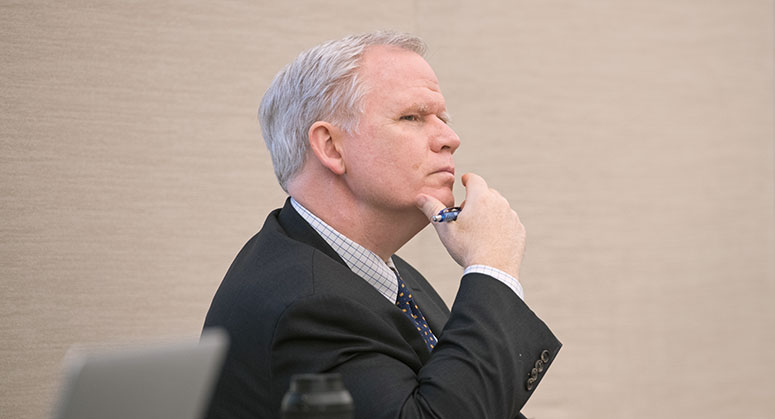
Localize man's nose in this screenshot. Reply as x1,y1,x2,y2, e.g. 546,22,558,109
431,117,461,153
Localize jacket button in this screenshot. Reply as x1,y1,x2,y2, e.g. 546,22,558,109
526,376,536,391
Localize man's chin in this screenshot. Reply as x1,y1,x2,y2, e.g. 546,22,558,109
427,189,455,208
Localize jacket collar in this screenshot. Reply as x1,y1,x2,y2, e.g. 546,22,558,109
276,197,347,267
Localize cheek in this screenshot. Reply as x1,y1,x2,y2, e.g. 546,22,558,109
348,126,427,182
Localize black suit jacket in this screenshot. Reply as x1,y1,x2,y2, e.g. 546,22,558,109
203,199,561,418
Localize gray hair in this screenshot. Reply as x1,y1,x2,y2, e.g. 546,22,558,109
258,31,427,191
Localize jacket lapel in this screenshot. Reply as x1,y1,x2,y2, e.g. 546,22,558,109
276,197,449,358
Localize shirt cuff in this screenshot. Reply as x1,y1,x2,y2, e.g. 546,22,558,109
463,265,524,301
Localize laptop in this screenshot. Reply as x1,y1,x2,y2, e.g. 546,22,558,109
51,329,228,419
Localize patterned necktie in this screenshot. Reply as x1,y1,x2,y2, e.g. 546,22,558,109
393,269,438,352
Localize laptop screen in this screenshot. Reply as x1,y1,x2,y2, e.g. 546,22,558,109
51,329,228,419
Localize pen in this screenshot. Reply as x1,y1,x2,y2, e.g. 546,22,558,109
432,207,461,223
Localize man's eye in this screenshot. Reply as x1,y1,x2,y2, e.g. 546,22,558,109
400,115,420,122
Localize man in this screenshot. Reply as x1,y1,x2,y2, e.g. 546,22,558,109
203,31,561,418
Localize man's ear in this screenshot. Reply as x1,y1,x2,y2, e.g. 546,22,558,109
308,121,346,175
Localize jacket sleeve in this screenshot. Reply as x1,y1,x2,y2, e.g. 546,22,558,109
270,272,561,419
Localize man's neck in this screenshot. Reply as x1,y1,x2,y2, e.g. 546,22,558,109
289,193,428,262
286,159,433,260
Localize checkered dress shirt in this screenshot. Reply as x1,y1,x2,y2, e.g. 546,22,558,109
290,198,525,305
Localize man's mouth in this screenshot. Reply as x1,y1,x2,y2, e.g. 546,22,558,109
435,166,455,176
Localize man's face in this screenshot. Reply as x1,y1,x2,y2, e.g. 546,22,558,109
339,45,461,213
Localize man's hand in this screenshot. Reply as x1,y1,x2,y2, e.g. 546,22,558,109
416,173,526,280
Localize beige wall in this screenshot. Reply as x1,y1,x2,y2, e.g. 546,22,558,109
1,1,773,418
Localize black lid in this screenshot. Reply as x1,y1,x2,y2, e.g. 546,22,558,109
289,373,346,393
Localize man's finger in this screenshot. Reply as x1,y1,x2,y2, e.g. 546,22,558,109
415,194,449,221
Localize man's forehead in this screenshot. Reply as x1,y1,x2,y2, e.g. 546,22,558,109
359,45,438,84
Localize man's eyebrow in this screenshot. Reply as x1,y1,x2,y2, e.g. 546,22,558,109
402,103,431,113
